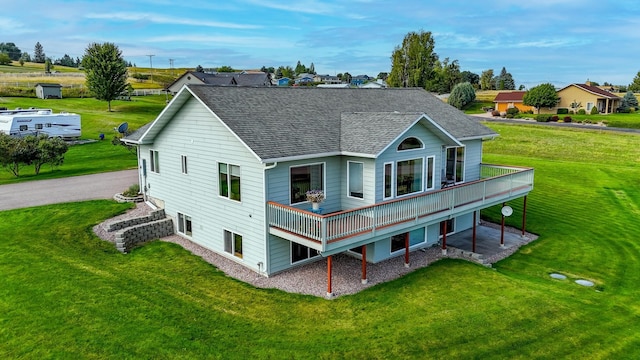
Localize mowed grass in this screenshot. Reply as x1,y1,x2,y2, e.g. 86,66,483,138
1,124,640,358
0,96,167,184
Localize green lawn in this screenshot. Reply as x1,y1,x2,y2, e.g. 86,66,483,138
0,96,167,184
1,123,639,358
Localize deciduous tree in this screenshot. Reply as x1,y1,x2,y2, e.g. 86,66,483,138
82,42,128,112
480,69,494,90
523,83,560,114
388,30,439,88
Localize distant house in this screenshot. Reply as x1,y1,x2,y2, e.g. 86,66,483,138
166,71,271,94
317,84,350,88
314,74,342,84
361,79,388,89
350,75,370,86
35,83,62,99
273,77,291,86
294,73,315,85
493,91,534,113
552,82,621,114
122,86,534,296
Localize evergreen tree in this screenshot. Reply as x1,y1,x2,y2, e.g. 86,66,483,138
447,82,476,109
388,30,439,88
33,42,46,63
195,65,204,72
628,71,640,93
82,42,128,112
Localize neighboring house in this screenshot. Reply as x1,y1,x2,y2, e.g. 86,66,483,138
551,82,621,114
360,79,388,89
350,75,370,86
35,83,62,99
294,73,315,85
314,74,342,84
122,86,533,296
317,84,350,88
166,71,271,94
493,91,534,113
273,77,291,86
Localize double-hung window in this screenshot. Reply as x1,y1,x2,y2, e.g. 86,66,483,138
177,212,192,236
219,163,241,201
445,147,465,183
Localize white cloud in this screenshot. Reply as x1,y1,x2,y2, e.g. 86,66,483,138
85,12,262,29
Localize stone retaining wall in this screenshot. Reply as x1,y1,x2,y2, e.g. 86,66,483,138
115,218,174,253
107,209,166,232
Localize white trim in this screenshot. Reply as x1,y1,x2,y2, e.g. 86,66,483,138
289,162,326,206
290,242,320,264
218,162,242,203
347,160,364,200
426,155,435,191
396,136,425,151
223,228,244,260
395,156,425,198
176,212,193,237
180,154,188,175
383,161,394,200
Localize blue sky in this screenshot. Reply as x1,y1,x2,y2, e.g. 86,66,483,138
2,0,639,88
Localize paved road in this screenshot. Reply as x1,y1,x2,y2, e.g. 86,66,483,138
0,169,138,211
472,113,640,134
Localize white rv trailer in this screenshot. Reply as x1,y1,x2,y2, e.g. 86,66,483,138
0,108,81,139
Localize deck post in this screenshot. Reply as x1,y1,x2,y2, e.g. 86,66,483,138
361,245,368,284
441,221,447,255
521,196,528,237
500,202,506,248
404,232,410,268
472,210,477,253
327,255,333,299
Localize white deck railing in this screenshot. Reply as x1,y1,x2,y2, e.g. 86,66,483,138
268,164,533,245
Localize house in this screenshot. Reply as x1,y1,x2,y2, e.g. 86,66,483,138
552,82,621,114
166,71,271,94
122,86,533,297
273,77,291,86
35,83,62,99
493,91,534,113
294,73,315,85
313,74,342,84
360,79,388,89
350,75,371,86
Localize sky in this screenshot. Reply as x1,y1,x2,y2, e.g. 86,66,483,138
2,0,639,88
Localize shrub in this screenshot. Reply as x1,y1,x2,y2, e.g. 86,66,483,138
590,106,599,114
535,114,550,122
564,116,572,123
506,113,514,119
524,109,534,114
506,107,519,116
578,109,586,115
551,115,559,122
491,110,500,117
569,110,574,114
557,108,569,114
122,183,140,197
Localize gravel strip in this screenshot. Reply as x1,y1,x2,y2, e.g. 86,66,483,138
93,202,537,299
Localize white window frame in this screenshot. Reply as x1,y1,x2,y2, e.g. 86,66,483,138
586,102,594,112
426,155,435,191
383,162,394,200
397,136,424,151
181,155,188,174
290,242,320,264
219,162,241,202
396,157,424,197
445,146,465,184
150,150,159,173
390,229,427,255
224,229,243,259
177,212,192,237
347,161,364,199
289,162,325,205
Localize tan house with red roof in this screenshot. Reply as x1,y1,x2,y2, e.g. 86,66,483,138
552,82,620,114
493,91,534,113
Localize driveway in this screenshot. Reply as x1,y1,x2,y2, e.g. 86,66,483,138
0,169,138,211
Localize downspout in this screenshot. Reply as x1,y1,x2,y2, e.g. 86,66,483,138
263,162,278,276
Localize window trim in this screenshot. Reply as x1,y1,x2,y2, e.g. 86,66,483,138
224,229,243,259
181,155,188,175
395,157,424,198
219,162,241,202
390,230,427,255
445,146,465,184
149,150,159,173
347,160,364,199
177,212,192,237
397,136,424,151
426,155,435,191
383,162,394,200
290,242,320,264
289,162,326,205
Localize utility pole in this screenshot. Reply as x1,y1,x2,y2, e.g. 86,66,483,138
169,58,174,76
147,54,155,83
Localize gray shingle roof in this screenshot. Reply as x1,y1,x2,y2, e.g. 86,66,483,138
139,86,497,162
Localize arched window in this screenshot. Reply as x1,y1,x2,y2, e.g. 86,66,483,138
397,137,423,151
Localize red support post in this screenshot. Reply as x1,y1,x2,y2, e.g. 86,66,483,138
472,210,477,253
361,245,368,284
404,232,410,267
521,196,528,237
327,255,333,298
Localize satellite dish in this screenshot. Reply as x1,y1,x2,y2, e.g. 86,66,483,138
117,122,129,135
501,205,513,217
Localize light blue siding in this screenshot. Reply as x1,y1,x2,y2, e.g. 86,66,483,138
141,97,268,273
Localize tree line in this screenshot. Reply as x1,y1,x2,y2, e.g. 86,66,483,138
0,134,69,177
